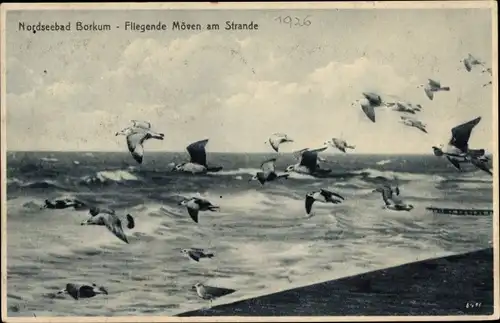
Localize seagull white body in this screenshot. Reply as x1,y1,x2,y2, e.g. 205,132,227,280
179,196,219,223
173,139,222,174
400,116,428,133
432,117,486,172
286,147,330,176
461,53,484,72
267,133,294,152
417,79,450,101
192,283,236,305
81,212,135,244
181,248,214,262
324,138,355,153
249,158,289,185
55,283,108,300
115,120,164,164
304,189,345,217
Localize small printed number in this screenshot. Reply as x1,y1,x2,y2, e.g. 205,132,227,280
465,302,482,309
275,15,312,28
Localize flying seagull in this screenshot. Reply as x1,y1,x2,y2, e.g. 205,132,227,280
266,133,294,152
372,182,400,201
285,147,331,176
115,120,164,164
417,79,450,100
461,54,485,72
400,116,428,133
41,198,86,210
324,138,355,153
55,283,108,300
192,283,236,305
432,116,483,171
249,158,289,185
392,102,420,115
354,92,396,123
81,212,135,244
305,189,345,218
179,196,220,223
181,248,215,262
172,139,223,174
373,185,413,211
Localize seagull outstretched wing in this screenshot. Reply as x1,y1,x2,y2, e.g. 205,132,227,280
126,130,149,164
449,117,481,152
131,120,152,130
186,139,209,166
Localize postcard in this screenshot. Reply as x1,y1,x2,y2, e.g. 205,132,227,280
1,1,498,322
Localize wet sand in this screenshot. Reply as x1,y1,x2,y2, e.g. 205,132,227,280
177,248,495,317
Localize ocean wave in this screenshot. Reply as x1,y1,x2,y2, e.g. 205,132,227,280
354,168,445,182
80,170,141,185
9,179,70,191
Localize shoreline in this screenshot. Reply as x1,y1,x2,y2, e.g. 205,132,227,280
177,248,495,317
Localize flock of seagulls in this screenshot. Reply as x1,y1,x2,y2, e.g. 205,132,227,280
36,52,493,310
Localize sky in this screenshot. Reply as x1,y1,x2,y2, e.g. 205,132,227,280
4,6,496,154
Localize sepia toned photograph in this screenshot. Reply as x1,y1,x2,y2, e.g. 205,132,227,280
1,1,498,321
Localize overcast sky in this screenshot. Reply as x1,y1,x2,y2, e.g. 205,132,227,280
4,6,495,154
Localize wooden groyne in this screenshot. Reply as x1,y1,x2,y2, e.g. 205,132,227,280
426,207,494,216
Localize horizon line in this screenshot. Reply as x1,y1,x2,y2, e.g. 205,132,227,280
4,149,449,156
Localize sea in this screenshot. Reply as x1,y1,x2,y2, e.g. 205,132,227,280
5,151,494,317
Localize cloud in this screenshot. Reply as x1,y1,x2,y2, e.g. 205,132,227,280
5,10,494,154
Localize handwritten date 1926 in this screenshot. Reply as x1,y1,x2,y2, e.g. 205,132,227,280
274,15,311,28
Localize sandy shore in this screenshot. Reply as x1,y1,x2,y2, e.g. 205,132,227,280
177,248,495,317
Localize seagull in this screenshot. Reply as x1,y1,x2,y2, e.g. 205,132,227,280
41,198,86,210
249,158,289,185
305,189,345,217
461,54,485,72
80,212,135,244
400,116,428,133
431,116,482,171
172,139,223,174
324,138,355,153
285,147,331,176
192,283,236,305
179,196,220,223
55,283,108,300
372,182,400,201
373,185,413,211
115,120,164,164
417,79,450,100
392,102,419,115
353,92,396,123
181,248,214,262
266,133,294,152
